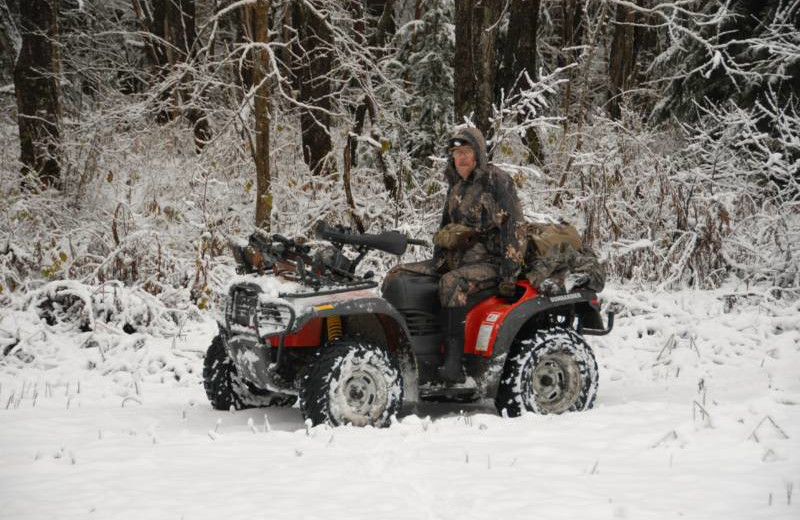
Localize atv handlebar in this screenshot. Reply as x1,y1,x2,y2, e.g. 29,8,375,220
406,237,428,247
314,222,427,256
232,223,428,288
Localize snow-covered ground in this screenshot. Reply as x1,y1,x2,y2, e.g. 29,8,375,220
1,285,798,520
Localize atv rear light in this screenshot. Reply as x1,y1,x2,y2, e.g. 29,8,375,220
256,302,295,337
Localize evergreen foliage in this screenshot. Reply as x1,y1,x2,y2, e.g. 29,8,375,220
396,0,455,166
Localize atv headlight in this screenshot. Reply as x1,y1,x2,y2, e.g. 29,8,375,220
230,291,259,328
257,302,294,337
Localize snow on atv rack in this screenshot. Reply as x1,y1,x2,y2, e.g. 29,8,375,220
230,222,424,299
278,279,379,298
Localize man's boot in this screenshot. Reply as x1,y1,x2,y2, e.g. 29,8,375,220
438,306,467,384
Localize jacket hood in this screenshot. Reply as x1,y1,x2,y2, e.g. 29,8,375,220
444,126,489,186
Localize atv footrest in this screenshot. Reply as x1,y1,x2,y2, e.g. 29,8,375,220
419,381,479,402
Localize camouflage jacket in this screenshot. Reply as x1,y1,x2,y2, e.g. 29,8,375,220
433,127,525,283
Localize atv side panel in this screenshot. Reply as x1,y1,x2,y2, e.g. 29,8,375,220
381,274,445,384
381,274,442,354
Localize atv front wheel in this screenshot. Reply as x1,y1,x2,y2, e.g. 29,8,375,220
203,335,297,410
300,340,403,427
495,328,598,417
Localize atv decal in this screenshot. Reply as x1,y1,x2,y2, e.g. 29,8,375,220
474,312,502,352
475,324,494,352
548,293,584,303
485,312,501,323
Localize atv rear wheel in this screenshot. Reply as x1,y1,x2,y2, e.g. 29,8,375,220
495,328,598,417
203,335,297,410
300,339,403,427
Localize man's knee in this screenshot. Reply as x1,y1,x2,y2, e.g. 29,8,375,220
438,264,501,307
438,272,470,307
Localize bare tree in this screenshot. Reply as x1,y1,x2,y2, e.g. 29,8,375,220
14,0,63,189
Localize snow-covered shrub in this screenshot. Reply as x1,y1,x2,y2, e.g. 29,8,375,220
682,91,799,290
20,280,199,336
527,91,798,293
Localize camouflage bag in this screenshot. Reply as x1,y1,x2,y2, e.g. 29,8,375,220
433,223,480,250
522,222,582,257
521,222,606,293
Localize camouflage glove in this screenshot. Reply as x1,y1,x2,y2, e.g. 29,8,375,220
538,278,565,296
498,281,517,298
433,223,478,250
566,273,590,291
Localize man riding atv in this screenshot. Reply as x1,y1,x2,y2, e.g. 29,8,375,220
204,127,612,427
383,126,525,384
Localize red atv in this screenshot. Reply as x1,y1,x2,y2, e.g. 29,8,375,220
203,223,613,427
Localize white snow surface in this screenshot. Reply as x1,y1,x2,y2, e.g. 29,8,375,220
1,284,799,520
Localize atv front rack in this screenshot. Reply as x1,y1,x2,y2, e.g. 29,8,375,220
278,279,379,298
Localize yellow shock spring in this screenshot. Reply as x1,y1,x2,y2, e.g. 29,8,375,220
326,316,343,341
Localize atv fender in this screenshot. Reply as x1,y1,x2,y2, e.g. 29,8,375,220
291,297,419,403
476,290,604,399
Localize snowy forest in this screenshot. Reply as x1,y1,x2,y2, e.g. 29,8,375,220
1,0,797,302
1,1,799,519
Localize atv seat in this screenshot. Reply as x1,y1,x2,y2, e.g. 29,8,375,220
383,274,505,313
465,287,499,309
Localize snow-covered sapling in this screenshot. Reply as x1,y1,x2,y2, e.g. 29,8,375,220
749,416,789,443
121,396,142,407
692,401,713,428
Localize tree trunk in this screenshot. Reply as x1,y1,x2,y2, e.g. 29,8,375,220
499,0,537,96
347,0,396,171
167,0,211,149
559,0,584,125
132,0,211,149
499,0,543,164
370,0,396,48
0,0,20,77
454,0,502,142
293,0,333,176
608,2,637,119
15,0,62,189
235,3,256,91
253,0,272,230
